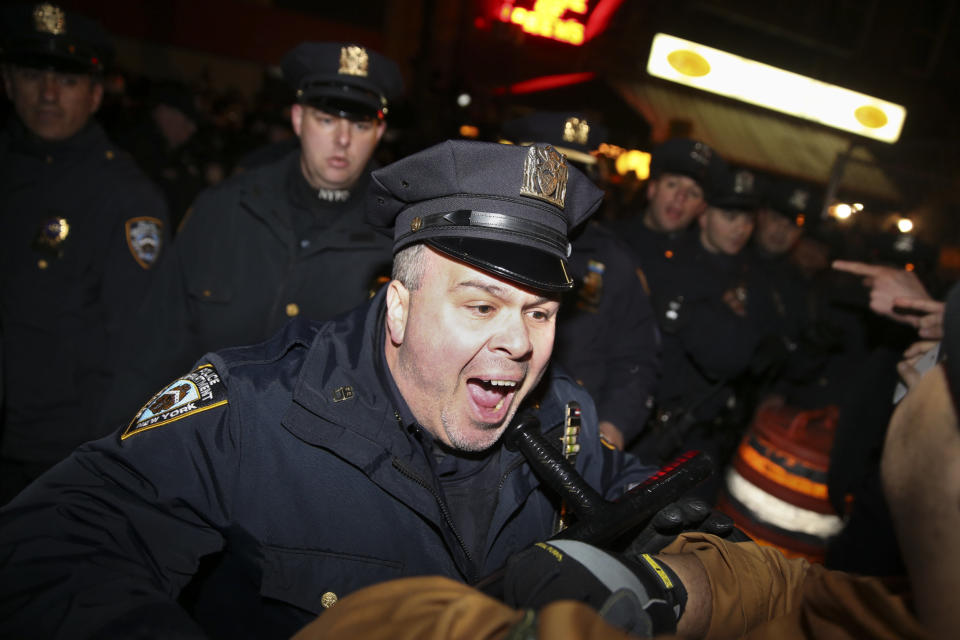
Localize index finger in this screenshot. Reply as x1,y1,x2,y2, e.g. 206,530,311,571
892,296,942,313
831,260,882,277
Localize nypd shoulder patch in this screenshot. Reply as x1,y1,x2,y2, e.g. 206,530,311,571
122,364,228,440
125,216,164,269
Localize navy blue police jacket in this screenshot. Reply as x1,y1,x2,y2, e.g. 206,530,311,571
99,149,393,431
0,117,169,468
0,287,656,640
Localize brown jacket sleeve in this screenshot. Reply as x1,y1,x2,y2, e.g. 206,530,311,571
663,532,929,640
290,533,928,640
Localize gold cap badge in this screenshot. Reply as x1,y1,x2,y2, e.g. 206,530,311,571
520,144,567,209
338,45,369,77
33,3,66,35
562,117,590,146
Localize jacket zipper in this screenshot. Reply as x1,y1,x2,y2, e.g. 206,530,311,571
391,457,476,582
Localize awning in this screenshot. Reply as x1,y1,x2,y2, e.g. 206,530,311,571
614,79,903,203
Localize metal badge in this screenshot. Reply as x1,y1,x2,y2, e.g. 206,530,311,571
689,141,712,166
338,45,369,77
733,169,755,195
33,216,70,257
520,144,567,209
789,188,810,212
562,117,590,146
333,386,354,402
33,3,66,35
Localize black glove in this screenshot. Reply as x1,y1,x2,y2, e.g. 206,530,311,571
502,539,686,637
627,496,751,556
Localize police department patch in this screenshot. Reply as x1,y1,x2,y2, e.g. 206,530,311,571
122,364,227,439
125,216,164,269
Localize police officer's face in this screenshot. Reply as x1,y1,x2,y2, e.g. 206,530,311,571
291,104,386,191
384,247,560,452
755,208,803,256
644,173,706,233
3,66,103,141
698,207,755,255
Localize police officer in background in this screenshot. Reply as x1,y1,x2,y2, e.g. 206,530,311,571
637,166,763,502
606,137,717,278
500,111,660,448
101,42,404,430
0,3,169,503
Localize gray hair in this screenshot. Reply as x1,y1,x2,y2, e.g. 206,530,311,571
391,243,426,291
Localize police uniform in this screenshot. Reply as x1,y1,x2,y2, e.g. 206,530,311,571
0,140,657,639
606,137,718,280
100,42,403,429
634,168,764,503
502,111,660,444
0,4,169,501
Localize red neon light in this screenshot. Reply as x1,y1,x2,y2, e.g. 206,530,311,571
496,0,588,45
494,71,596,95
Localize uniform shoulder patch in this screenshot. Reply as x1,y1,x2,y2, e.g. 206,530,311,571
122,364,228,439
125,216,164,269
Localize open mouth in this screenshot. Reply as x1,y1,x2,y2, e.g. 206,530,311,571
467,378,518,421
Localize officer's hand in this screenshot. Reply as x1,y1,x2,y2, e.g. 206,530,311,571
627,496,750,556
502,539,685,637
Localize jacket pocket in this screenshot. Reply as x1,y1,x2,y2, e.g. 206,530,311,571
260,545,403,614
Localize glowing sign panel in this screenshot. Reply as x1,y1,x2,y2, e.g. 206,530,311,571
496,0,588,45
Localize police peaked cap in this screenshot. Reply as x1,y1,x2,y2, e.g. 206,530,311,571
707,165,761,212
367,140,604,292
0,3,114,74
762,176,822,228
501,111,609,166
281,42,404,120
649,137,717,187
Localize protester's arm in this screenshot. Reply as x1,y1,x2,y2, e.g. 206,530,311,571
831,260,934,325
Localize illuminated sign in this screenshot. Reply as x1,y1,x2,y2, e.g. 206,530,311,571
647,33,906,143
494,0,622,46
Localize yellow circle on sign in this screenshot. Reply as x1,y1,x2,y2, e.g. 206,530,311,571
667,50,711,77
854,105,888,129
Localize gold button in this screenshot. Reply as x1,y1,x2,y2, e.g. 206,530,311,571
45,155,53,164
37,259,48,269
410,217,422,232
320,591,338,608
105,150,115,160
202,290,212,298
286,303,300,317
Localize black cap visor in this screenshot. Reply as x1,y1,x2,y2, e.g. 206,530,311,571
3,50,99,74
300,82,384,120
426,236,573,293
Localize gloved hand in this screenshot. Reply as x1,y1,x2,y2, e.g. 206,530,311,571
502,539,686,637
627,496,751,556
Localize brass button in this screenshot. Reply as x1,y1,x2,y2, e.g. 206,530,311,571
105,150,115,160
320,591,338,608
202,290,212,298
286,303,300,317
37,259,48,269
45,155,53,164
410,216,422,232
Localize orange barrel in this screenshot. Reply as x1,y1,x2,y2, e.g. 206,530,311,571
715,404,845,563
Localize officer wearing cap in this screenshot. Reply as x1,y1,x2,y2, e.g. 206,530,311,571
0,140,657,639
635,166,764,501
0,3,169,502
606,137,719,277
500,110,660,449
100,41,404,431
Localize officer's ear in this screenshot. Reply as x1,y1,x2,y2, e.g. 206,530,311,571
384,279,410,345
290,103,304,138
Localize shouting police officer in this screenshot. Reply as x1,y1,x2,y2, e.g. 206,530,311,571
0,140,657,639
0,3,169,503
101,41,405,429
